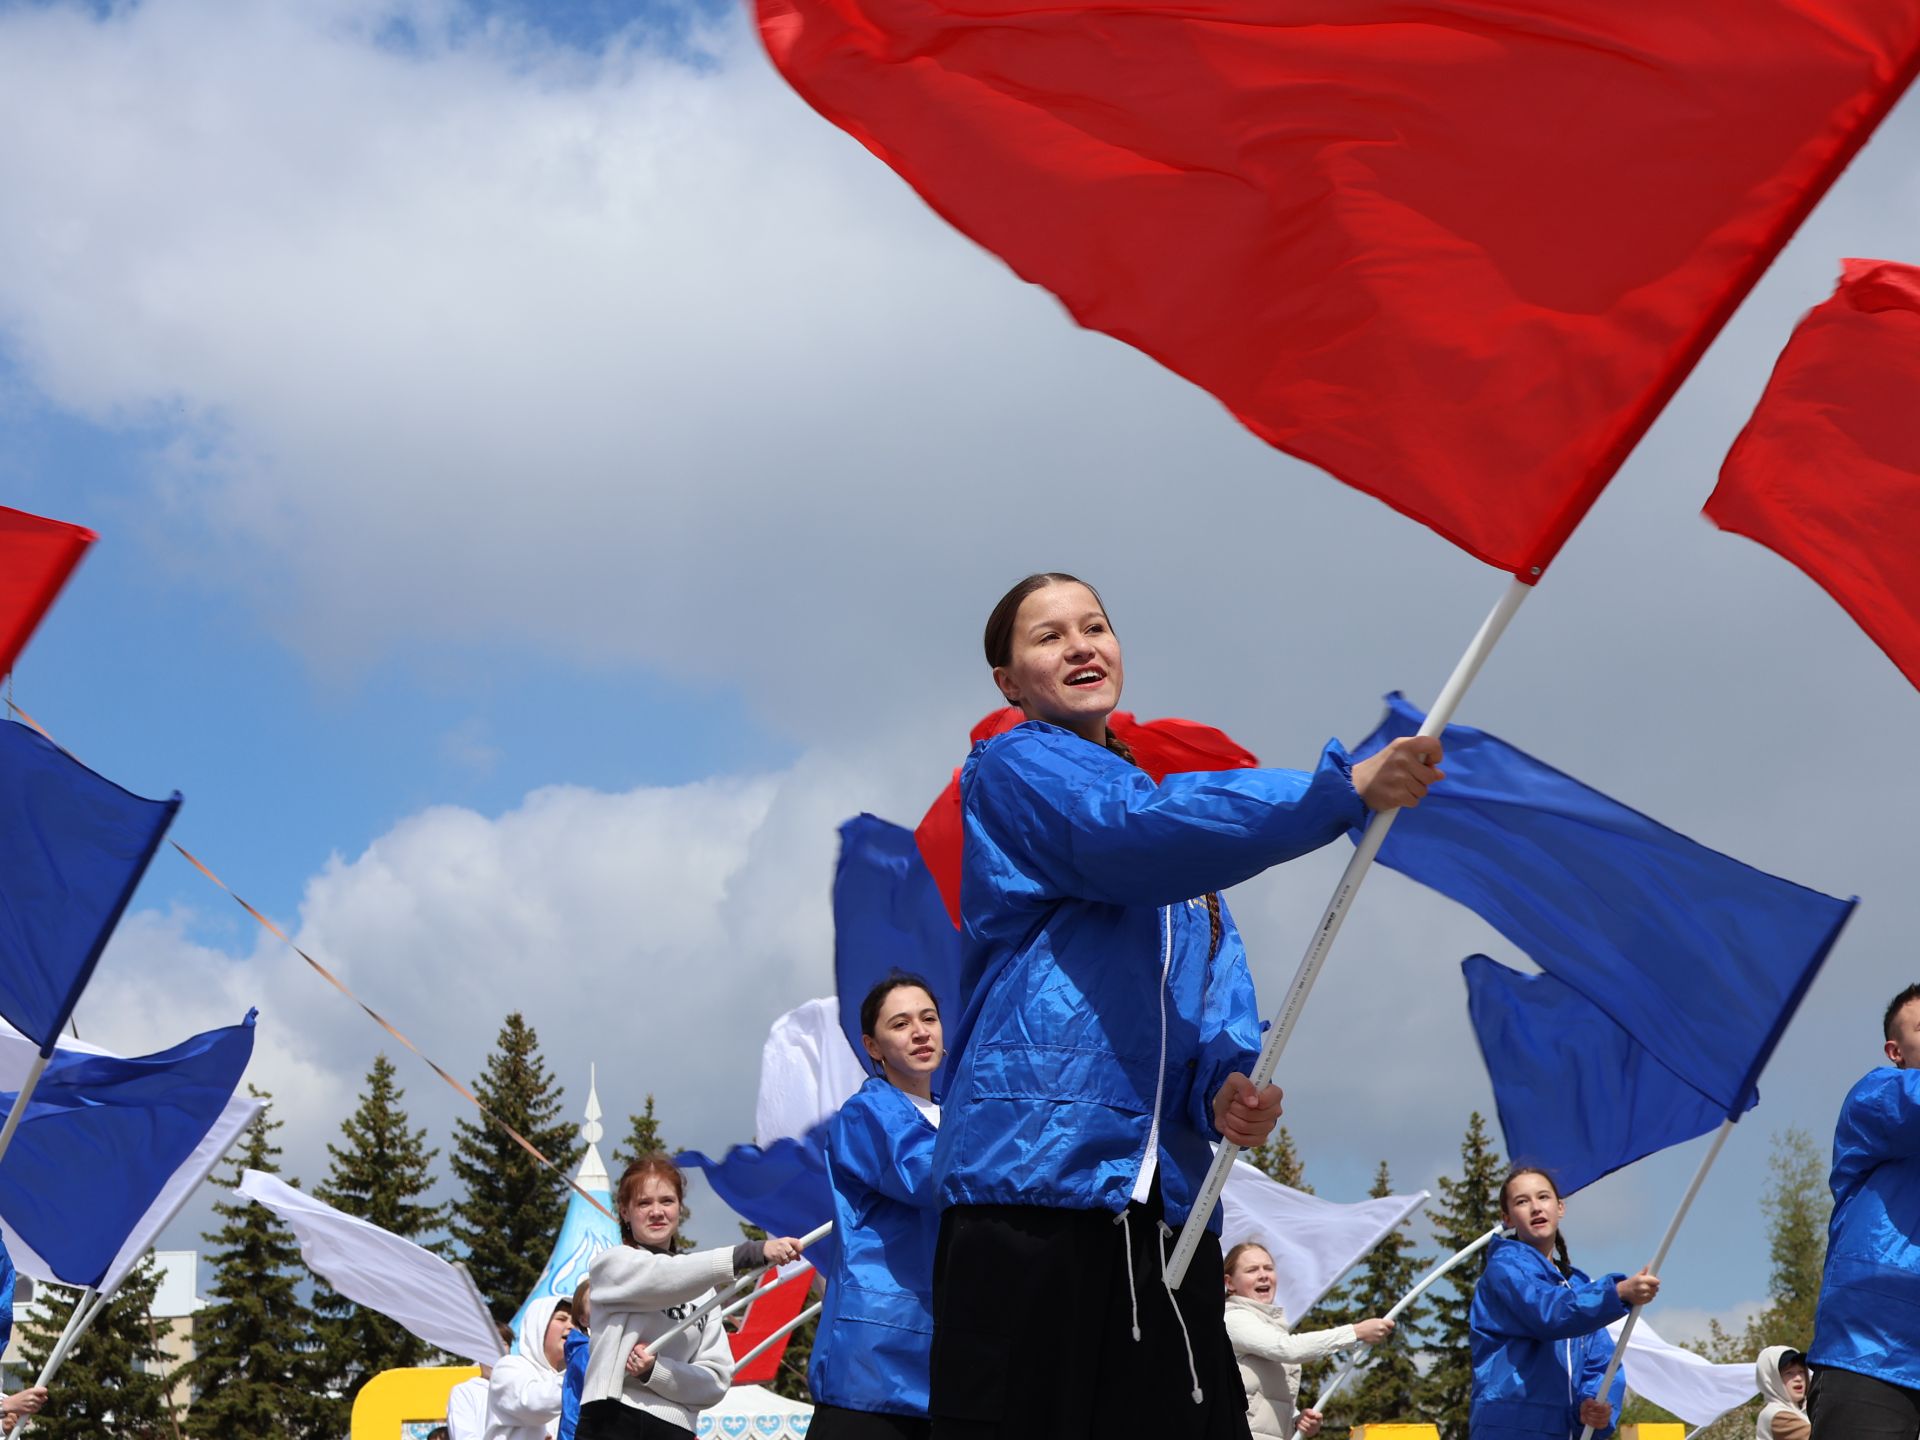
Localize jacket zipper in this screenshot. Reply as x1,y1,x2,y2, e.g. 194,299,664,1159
1130,904,1175,1203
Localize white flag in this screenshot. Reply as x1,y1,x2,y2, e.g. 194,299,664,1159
0,1018,259,1297
755,997,867,1146
239,1170,504,1365
1220,1159,1430,1320
1605,1316,1756,1428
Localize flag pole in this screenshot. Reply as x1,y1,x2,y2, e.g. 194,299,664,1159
1288,1223,1507,1438
14,1285,105,1435
734,1299,823,1374
1166,576,1534,1285
0,1051,52,1171
1577,1117,1738,1440
653,1220,833,1347
716,1260,815,1326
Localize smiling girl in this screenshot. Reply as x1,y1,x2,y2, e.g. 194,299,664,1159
1223,1242,1394,1439
578,1154,805,1440
928,573,1440,1440
808,973,949,1440
1470,1167,1660,1439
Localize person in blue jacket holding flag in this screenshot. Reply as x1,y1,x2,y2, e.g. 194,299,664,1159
928,572,1441,1440
1470,1166,1659,1439
809,972,948,1440
1807,982,1920,1440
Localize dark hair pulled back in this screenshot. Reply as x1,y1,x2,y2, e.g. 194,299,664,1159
982,572,1108,669
1885,983,1920,1041
1500,1163,1574,1278
859,971,942,1038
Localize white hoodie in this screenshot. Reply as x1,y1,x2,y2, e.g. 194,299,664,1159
582,1244,739,1434
485,1295,566,1440
446,1375,490,1440
1754,1346,1810,1440
1223,1294,1360,1440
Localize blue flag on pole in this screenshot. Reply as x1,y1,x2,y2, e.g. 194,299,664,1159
1463,955,1755,1194
1354,694,1854,1113
679,1129,838,1274
0,722,181,1053
832,814,962,1073
0,1012,255,1287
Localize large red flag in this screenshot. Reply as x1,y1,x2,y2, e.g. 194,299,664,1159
0,506,94,679
914,707,1259,925
1707,259,1920,692
758,0,1920,577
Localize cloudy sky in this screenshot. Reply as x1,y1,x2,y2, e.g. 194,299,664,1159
2,0,1915,1346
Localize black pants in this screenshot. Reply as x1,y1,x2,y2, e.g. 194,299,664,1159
1810,1367,1920,1440
575,1398,693,1439
809,1404,934,1440
929,1184,1251,1440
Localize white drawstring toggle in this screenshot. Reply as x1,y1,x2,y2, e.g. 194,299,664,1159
1114,1211,1141,1341
1157,1220,1204,1405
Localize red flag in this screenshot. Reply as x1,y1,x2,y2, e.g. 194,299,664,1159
728,1267,814,1384
0,506,94,679
1707,259,1920,692
914,708,1259,925
758,0,1920,576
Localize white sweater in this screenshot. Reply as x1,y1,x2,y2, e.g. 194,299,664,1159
485,1295,565,1440
583,1245,740,1434
1223,1295,1359,1440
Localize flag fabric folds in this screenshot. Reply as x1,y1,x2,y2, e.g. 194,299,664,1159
0,721,181,1052
834,815,964,1062
0,505,93,680
1708,259,1920,692
755,996,866,1149
1219,1160,1428,1321
1354,693,1854,1114
0,1014,255,1288
0,1017,259,1296
239,1170,505,1366
914,709,1258,926
758,0,1920,575
1464,956,1756,1194
1605,1316,1758,1428
678,1129,837,1274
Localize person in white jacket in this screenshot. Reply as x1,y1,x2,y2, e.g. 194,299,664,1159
578,1153,805,1439
1222,1243,1394,1440
1755,1346,1811,1440
486,1295,574,1440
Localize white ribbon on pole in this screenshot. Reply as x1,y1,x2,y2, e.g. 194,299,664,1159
1166,577,1534,1286
734,1300,823,1375
652,1221,833,1348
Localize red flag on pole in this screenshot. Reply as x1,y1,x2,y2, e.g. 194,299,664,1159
0,506,94,679
758,0,1920,576
914,708,1258,925
1707,259,1920,693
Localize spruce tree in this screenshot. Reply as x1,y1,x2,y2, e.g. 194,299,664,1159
1423,1111,1506,1440
1244,1126,1312,1192
615,1094,669,1173
1320,1161,1430,1436
185,1088,326,1440
311,1054,448,1430
13,1255,174,1438
449,1013,582,1319
1744,1125,1827,1353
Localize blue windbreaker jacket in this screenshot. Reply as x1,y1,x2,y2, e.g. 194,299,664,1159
809,1078,942,1416
1809,1065,1920,1389
934,721,1365,1228
557,1326,589,1440
1470,1237,1627,1439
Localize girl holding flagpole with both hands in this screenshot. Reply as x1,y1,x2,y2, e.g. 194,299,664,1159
1470,1167,1660,1440
928,572,1441,1440
577,1154,806,1440
807,973,948,1440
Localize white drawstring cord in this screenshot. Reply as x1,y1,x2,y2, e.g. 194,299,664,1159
1115,1211,1142,1341
1157,1221,1204,1405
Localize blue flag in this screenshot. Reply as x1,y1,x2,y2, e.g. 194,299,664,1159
0,722,181,1053
1463,956,1755,1194
0,1013,255,1286
679,1129,838,1274
832,814,961,1081
1354,694,1853,1113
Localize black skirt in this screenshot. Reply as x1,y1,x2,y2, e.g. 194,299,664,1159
574,1398,695,1439
809,1403,935,1440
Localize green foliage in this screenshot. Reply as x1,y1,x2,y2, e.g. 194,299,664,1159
184,1089,327,1440
310,1054,448,1429
449,1013,583,1319
14,1256,177,1438
1421,1111,1506,1440
616,1094,670,1173
1245,1126,1312,1193
1319,1161,1431,1436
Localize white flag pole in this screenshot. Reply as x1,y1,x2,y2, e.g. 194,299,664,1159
1166,576,1534,1285
734,1300,823,1374
0,1052,52,1171
653,1220,833,1348
14,1286,105,1435
1577,1117,1738,1440
716,1260,816,1326
1288,1223,1508,1438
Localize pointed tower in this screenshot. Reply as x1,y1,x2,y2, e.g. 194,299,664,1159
511,1064,621,1336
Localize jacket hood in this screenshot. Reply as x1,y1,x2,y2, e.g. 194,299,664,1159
1755,1345,1805,1411
515,1293,566,1375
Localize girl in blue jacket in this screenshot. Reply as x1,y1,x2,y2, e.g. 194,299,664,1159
1470,1167,1661,1439
928,572,1440,1440
809,973,948,1440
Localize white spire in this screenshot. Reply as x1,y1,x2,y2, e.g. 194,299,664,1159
576,1062,610,1193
